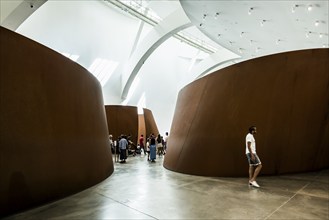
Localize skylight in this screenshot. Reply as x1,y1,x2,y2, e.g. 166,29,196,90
137,92,146,114
105,0,217,54
88,58,118,87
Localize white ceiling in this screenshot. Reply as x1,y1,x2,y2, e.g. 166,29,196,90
3,0,327,63
0,0,46,30
180,0,329,61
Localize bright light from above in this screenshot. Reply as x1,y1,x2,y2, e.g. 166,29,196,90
187,50,201,73
248,7,253,15
119,0,161,23
62,53,79,62
88,58,118,87
137,92,146,115
292,4,299,13
307,5,313,11
260,20,266,27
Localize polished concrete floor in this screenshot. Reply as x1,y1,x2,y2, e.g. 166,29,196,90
4,154,329,219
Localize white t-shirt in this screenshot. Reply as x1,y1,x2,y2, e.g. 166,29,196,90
245,133,256,154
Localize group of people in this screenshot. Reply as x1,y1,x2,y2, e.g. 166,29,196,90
109,132,169,163
139,132,169,162
109,127,262,188
108,134,137,163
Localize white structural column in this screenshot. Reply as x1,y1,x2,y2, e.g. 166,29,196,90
192,49,241,80
121,7,193,100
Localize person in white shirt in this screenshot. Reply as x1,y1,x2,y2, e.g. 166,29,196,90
246,126,262,188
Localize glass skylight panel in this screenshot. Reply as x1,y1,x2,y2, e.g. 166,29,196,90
119,0,161,23
107,0,217,54
88,58,118,87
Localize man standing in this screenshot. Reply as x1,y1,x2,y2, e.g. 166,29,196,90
246,126,262,188
119,135,128,163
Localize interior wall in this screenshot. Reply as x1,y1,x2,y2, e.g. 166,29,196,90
16,0,140,104
129,38,198,136
13,0,207,136
144,109,160,137
104,106,159,146
138,114,146,145
164,49,329,177
0,27,114,216
105,105,139,145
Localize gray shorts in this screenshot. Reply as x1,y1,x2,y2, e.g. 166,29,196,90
246,153,262,166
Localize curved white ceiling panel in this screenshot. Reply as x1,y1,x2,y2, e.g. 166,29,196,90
1,0,46,31
121,7,192,100
180,0,329,62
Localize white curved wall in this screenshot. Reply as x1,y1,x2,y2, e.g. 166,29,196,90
14,0,209,135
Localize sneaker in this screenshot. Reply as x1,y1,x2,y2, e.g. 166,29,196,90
248,181,252,186
250,181,260,188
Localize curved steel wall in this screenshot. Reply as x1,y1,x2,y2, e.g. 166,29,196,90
164,49,329,177
104,106,159,144
105,105,139,143
144,108,159,137
0,27,114,216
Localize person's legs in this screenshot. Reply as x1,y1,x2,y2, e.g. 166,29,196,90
249,166,255,182
120,149,126,163
251,164,262,182
251,154,262,181
247,153,262,187
247,153,254,182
